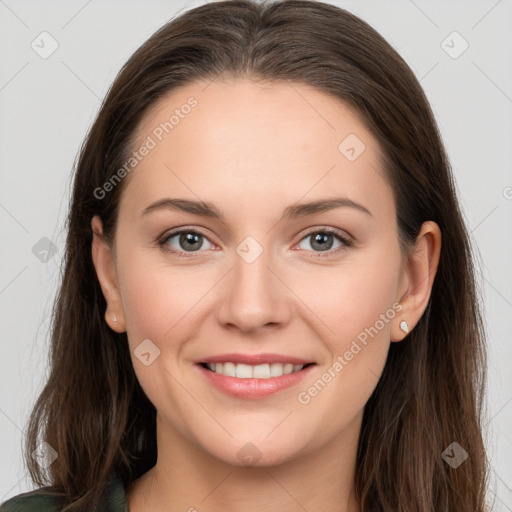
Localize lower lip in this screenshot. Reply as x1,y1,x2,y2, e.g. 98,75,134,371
196,363,316,399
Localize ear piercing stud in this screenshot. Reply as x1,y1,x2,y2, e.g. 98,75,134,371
399,320,409,333
111,313,117,322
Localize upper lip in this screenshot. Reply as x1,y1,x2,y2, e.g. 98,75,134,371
196,353,315,366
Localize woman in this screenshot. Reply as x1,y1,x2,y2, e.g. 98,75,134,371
0,0,490,510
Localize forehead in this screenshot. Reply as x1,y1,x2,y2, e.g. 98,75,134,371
120,78,392,220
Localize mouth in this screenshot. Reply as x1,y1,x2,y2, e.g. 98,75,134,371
195,360,317,399
198,361,316,379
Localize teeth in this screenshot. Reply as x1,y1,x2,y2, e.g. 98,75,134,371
205,362,305,378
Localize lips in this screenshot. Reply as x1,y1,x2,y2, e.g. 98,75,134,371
196,353,314,366
195,361,316,399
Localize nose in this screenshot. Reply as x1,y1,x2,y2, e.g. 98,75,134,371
215,243,292,333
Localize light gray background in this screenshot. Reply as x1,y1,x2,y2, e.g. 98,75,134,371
1,0,511,509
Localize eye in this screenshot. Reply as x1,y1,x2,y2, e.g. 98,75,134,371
296,228,353,256
158,227,353,258
158,229,215,257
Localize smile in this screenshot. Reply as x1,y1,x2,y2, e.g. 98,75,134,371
201,362,313,378
196,362,316,399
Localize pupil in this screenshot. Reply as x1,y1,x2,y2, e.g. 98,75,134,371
312,233,333,251
181,233,201,251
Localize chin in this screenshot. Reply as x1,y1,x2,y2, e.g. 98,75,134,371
204,436,308,469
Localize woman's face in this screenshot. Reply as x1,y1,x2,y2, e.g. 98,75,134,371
94,78,412,468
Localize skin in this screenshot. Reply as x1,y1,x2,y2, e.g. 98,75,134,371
91,78,441,512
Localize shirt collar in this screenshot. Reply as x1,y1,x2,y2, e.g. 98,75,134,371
103,471,129,512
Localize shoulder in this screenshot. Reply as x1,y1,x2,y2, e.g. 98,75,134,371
0,488,61,511
0,472,128,512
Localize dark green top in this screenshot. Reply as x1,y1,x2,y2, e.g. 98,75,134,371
0,472,128,512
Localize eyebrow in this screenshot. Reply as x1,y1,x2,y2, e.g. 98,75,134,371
141,197,372,221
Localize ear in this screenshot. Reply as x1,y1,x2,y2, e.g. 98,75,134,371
91,215,126,333
391,221,441,342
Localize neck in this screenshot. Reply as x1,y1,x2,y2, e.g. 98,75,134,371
127,411,363,512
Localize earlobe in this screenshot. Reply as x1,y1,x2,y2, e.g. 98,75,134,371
105,309,126,333
391,221,441,342
390,310,410,342
91,216,126,333
399,320,409,334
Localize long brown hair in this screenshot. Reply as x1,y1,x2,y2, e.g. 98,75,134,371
17,0,490,510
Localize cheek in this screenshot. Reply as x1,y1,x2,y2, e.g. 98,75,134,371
293,255,401,428
116,252,206,410
116,248,206,347
293,247,402,345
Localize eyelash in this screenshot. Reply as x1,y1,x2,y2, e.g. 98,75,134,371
157,227,354,259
